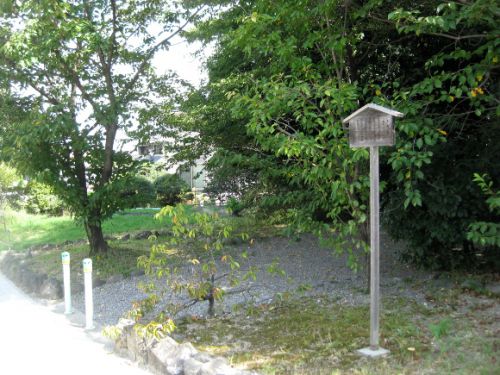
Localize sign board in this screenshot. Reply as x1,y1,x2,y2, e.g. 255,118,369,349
348,115,394,147
343,103,403,148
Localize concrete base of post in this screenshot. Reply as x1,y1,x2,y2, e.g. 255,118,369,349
357,347,390,358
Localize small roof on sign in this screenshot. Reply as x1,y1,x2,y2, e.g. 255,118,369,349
342,103,404,123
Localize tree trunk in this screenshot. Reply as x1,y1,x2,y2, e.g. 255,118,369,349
207,274,215,317
85,220,108,255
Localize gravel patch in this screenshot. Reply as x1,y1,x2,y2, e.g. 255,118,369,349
73,232,431,326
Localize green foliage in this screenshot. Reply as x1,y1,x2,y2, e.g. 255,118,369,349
383,1,500,270
114,176,155,209
0,0,201,253
177,0,499,270
226,197,244,216
25,181,65,216
134,316,176,340
384,124,500,270
0,162,21,193
429,318,452,339
137,204,250,317
153,174,189,207
466,174,500,268
137,160,170,183
0,162,25,209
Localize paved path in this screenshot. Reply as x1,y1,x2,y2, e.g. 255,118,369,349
0,272,150,375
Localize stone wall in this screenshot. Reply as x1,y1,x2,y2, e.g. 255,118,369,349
115,319,256,375
0,251,62,299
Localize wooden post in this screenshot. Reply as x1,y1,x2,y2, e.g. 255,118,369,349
357,145,388,357
343,103,403,358
369,146,380,350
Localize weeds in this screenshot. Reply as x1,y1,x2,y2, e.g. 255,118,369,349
174,294,499,374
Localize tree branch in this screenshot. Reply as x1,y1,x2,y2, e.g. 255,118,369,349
27,81,61,106
107,0,118,68
53,49,102,117
3,59,61,106
427,32,491,41
123,6,205,99
82,1,116,114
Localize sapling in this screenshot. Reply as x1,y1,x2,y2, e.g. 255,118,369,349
136,204,253,323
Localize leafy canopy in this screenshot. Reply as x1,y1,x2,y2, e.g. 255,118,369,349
177,0,499,269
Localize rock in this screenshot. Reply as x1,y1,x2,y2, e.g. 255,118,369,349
117,318,136,330
199,357,233,375
183,358,203,375
147,336,184,375
126,326,149,363
157,229,173,237
193,352,213,364
28,272,47,294
134,231,152,240
178,342,198,357
120,233,131,241
107,314,254,375
39,277,63,299
114,319,136,351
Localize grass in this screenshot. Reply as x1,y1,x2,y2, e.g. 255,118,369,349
25,239,153,283
173,293,499,374
0,207,172,283
0,205,279,251
0,205,281,282
0,208,170,251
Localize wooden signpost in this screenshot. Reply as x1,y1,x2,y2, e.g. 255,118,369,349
342,103,404,357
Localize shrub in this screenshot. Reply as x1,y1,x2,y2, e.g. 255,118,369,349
117,176,156,209
25,181,65,216
227,197,244,216
0,162,25,209
137,204,250,319
384,124,500,270
154,174,189,207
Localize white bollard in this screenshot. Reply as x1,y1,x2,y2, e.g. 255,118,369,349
61,252,72,314
83,258,94,330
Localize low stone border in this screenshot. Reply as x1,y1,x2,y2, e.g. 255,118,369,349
115,319,256,375
0,251,62,299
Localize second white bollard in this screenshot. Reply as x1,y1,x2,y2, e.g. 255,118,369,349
61,252,72,314
83,258,94,330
